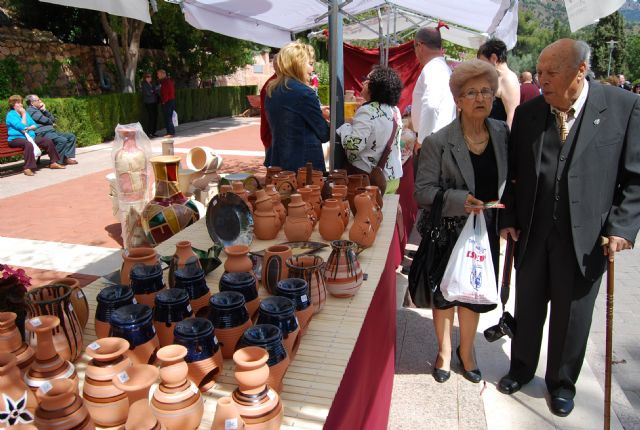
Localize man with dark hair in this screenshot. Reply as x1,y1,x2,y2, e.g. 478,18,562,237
157,69,176,137
25,94,78,165
498,39,640,417
477,38,520,128
519,71,540,104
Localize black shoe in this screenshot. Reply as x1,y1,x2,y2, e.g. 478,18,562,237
549,396,574,417
406,250,417,258
456,347,482,383
432,367,451,383
497,374,522,395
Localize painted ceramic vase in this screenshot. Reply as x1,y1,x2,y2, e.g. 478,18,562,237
256,297,300,359
261,245,292,295
168,240,201,288
174,265,211,317
121,247,159,285
211,396,244,430
82,337,131,428
284,194,313,242
34,379,94,430
276,278,313,336
24,316,78,394
349,192,377,247
324,240,364,297
109,304,160,365
173,318,224,392
319,198,345,241
151,345,204,430
224,245,253,274
219,272,260,319
25,284,83,363
142,155,200,246
285,255,327,315
111,364,161,430
153,289,193,347
208,292,252,359
0,312,35,374
114,127,148,202
0,352,37,426
237,324,289,393
46,278,88,330
95,285,135,339
130,263,165,308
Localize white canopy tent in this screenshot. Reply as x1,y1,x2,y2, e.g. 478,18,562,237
39,0,152,23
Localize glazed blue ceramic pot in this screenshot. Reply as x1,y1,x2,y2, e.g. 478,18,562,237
174,266,209,301
109,304,155,347
256,296,299,336
154,288,192,324
207,291,249,329
173,317,220,363
129,263,164,295
276,278,311,312
95,284,135,338
219,271,258,303
237,324,287,366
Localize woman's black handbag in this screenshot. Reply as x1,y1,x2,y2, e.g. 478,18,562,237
408,190,462,308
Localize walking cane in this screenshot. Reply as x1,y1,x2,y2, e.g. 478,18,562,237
601,237,614,430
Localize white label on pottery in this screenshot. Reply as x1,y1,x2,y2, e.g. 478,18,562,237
88,342,100,350
76,290,84,298
214,336,219,344
30,317,42,327
117,371,129,383
301,294,308,303
68,303,74,311
39,381,53,394
190,383,199,394
224,418,239,430
187,304,192,313
132,298,137,304
267,390,276,400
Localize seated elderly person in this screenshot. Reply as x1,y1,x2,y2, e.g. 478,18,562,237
5,95,64,176
25,94,77,165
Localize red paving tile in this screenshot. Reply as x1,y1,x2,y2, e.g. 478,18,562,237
177,124,263,152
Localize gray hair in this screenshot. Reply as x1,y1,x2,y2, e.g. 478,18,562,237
24,94,38,106
415,27,442,50
574,40,591,70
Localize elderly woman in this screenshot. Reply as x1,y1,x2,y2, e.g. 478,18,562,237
337,65,403,193
414,59,508,383
265,41,329,171
5,95,63,176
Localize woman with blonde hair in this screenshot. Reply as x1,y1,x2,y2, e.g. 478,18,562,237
264,41,329,171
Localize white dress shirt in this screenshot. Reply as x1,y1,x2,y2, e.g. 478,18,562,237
550,79,589,134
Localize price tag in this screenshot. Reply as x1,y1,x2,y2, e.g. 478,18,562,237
39,381,53,394
88,342,101,351
186,304,192,313
30,317,42,327
301,294,308,303
76,290,84,298
224,418,239,430
132,298,137,304
117,371,129,383
363,273,369,281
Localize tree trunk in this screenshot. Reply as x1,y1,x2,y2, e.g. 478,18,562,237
122,19,146,93
100,12,125,92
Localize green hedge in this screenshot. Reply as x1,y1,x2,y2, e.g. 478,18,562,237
318,85,329,105
1,86,257,148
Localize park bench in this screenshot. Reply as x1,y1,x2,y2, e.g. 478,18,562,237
241,94,261,117
0,123,45,167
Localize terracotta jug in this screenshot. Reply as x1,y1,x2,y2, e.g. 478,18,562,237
262,245,292,295
324,240,364,298
114,127,148,203
151,345,204,430
111,364,162,430
349,192,377,248
253,189,281,240
34,379,94,430
126,396,166,430
168,240,201,288
231,181,253,212
211,396,245,430
305,184,322,219
365,185,384,229
296,187,318,226
237,325,289,393
24,315,79,394
366,185,384,209
208,292,252,359
224,245,253,274
331,185,351,227
46,277,88,330
82,337,131,428
265,166,282,185
0,312,35,374
121,247,158,285
266,186,287,225
286,255,327,315
173,318,224,392
0,352,37,426
347,174,365,213
319,198,345,241
284,194,313,242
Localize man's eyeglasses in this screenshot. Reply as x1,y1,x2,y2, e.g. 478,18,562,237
462,88,494,100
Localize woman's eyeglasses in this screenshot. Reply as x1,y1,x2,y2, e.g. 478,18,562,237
462,88,494,100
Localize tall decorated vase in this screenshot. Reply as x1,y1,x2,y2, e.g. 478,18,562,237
142,156,200,246
114,127,148,203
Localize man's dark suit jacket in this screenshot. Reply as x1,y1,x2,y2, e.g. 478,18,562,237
500,81,640,281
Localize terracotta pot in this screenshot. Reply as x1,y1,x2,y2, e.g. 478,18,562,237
208,292,251,359
319,198,345,241
173,318,223,392
153,289,193,347
26,284,83,363
186,146,222,173
168,240,201,288
365,185,383,230
46,278,88,330
276,278,313,336
125,397,166,430
109,304,160,365
296,187,318,226
252,189,281,240
256,297,300,359
114,127,148,203
121,247,158,285
224,245,253,274
286,255,327,315
219,272,259,320
237,324,289,393
266,186,287,225
365,185,384,209
95,285,135,339
82,337,131,428
324,240,364,298
305,184,322,219
347,174,365,213
265,166,282,185
0,352,37,426
261,245,292,295
174,265,211,317
130,263,166,308
284,194,314,242
34,379,94,430
24,316,78,394
233,347,269,394
0,312,35,374
211,396,244,430
111,363,159,405
349,192,377,248
296,166,324,188
231,181,253,212
331,186,351,227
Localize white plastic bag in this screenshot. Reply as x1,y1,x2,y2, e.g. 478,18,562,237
172,110,179,127
25,133,42,157
440,214,499,305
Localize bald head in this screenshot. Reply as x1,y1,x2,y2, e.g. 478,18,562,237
539,39,590,71
520,71,532,83
415,27,442,50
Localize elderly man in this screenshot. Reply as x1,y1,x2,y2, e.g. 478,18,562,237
25,94,77,165
519,71,540,104
498,39,640,417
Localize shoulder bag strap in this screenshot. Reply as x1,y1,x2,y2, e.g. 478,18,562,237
375,109,399,170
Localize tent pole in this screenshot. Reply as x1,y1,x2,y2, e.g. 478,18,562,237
377,8,384,64
328,0,345,171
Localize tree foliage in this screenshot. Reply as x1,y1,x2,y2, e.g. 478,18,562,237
589,11,627,78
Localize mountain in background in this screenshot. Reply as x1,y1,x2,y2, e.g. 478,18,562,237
521,0,640,24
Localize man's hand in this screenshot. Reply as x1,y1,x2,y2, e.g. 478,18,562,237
500,227,519,241
603,235,632,261
464,194,484,214
40,103,46,111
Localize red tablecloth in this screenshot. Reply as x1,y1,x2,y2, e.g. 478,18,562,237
397,155,418,253
324,228,401,429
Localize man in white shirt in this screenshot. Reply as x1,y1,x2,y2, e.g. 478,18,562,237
411,27,456,149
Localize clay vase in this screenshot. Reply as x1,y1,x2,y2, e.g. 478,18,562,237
284,194,314,242
265,185,286,224
114,127,148,203
265,166,282,185
253,189,281,240
46,278,88,330
168,240,201,288
256,297,300,359
121,247,159,285
109,304,160,365
174,265,211,317
208,292,252,359
319,198,345,241
34,379,94,430
305,184,322,219
232,347,284,428
153,289,193,347
219,272,260,319
0,352,37,426
24,316,78,394
366,184,384,209
231,181,253,212
262,245,292,295
276,278,313,336
332,185,351,227
365,185,384,230
0,312,35,374
111,364,161,430
95,285,135,339
82,337,131,428
349,192,377,248
347,174,366,213
285,255,327,315
130,263,166,308
151,345,204,430
141,155,200,246
296,187,318,226
173,318,224,392
25,284,83,363
324,240,364,298
237,325,289,393
224,245,253,274
211,396,244,430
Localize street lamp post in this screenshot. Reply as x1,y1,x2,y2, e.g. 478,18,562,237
606,39,618,77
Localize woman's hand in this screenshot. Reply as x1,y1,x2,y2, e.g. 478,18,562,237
15,106,26,116
321,106,330,121
464,194,484,214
